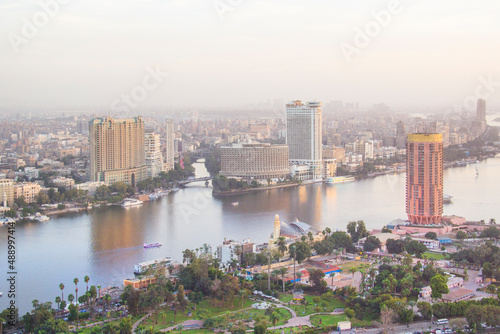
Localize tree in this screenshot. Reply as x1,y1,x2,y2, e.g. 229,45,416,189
119,317,132,334
399,308,413,325
456,230,468,240
465,304,484,329
347,220,369,243
363,236,382,251
480,226,500,239
289,241,311,263
59,283,65,302
308,269,327,295
275,237,288,258
55,296,61,310
268,310,280,328
417,301,432,321
483,262,494,279
430,274,449,299
68,294,74,304
377,305,396,334
425,232,437,240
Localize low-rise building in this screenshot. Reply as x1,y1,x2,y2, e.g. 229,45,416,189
13,182,41,203
75,181,106,196
52,177,75,190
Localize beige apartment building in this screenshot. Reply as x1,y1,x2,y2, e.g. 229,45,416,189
14,182,41,203
89,117,147,186
220,143,289,181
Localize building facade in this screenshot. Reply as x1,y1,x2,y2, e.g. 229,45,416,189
220,143,289,181
406,133,444,225
13,182,41,203
165,119,175,171
286,100,323,181
144,131,163,179
89,117,147,186
0,179,14,207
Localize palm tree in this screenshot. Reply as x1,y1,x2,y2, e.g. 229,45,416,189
234,244,243,266
277,267,288,293
97,285,101,301
84,275,90,294
275,237,288,259
269,310,280,328
239,289,248,309
349,267,357,288
74,278,80,329
32,299,39,311
59,283,65,301
307,231,314,245
55,296,61,310
68,294,74,305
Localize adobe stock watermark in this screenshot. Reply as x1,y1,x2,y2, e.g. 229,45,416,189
213,0,243,21
463,75,499,112
178,191,213,225
339,0,403,63
7,0,71,53
111,65,169,113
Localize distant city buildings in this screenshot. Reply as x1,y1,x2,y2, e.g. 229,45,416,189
220,143,289,181
89,117,147,186
406,133,444,225
286,100,323,182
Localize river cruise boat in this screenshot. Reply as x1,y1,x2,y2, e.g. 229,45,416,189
121,198,143,207
443,194,453,204
326,176,356,184
134,257,173,275
143,242,162,248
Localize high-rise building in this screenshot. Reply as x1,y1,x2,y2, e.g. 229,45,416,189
220,143,289,181
165,119,175,171
477,99,486,122
0,179,14,207
89,117,147,186
406,133,443,225
144,131,163,179
286,100,323,181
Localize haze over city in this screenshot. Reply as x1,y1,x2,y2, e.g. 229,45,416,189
1,0,500,112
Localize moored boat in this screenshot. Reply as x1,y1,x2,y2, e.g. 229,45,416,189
326,176,356,184
121,198,143,207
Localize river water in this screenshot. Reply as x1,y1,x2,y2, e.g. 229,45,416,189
1,154,499,313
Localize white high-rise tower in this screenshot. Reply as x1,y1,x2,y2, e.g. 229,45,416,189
286,100,323,181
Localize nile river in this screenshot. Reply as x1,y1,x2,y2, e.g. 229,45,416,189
1,155,500,313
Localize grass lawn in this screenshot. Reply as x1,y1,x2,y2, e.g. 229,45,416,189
310,314,348,327
338,261,371,271
279,294,345,316
423,252,445,260
139,297,256,331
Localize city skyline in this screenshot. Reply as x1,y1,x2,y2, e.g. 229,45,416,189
1,1,500,111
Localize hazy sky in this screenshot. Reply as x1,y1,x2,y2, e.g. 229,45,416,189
1,0,500,112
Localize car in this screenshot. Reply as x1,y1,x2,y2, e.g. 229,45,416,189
444,330,453,334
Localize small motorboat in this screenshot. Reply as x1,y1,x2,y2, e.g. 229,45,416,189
231,202,239,206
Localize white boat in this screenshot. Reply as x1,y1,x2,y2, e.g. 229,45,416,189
475,167,479,176
0,291,3,297
36,215,50,222
148,194,159,200
231,202,239,206
326,176,356,184
134,257,173,275
121,198,144,207
443,194,453,204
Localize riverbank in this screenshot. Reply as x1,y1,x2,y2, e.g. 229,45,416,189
212,182,300,197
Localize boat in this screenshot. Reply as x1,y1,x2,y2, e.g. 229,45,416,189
0,291,3,297
171,188,180,192
143,242,162,248
231,202,239,206
36,215,50,222
475,167,479,176
326,176,356,184
148,194,159,200
134,257,173,275
121,198,143,207
443,194,453,204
